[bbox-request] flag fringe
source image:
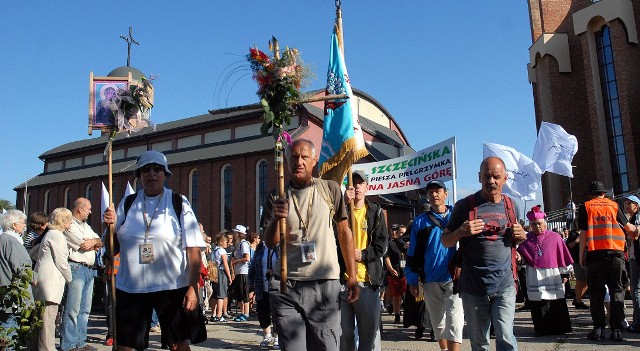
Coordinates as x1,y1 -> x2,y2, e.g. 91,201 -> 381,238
319,136 -> 368,183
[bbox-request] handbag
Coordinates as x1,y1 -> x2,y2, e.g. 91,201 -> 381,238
208,249 -> 220,283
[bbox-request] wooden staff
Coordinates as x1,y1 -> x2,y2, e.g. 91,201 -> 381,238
106,131 -> 117,349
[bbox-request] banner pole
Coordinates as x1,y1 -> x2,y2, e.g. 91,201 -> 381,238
106,131 -> 117,349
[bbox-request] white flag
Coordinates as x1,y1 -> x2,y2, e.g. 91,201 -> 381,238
532,121 -> 578,178
124,182 -> 135,198
483,143 -> 542,200
101,182 -> 109,224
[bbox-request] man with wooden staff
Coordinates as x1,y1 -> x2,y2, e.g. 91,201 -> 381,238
264,138 -> 359,351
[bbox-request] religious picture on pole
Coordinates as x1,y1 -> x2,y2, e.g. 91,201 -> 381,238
89,75 -> 129,131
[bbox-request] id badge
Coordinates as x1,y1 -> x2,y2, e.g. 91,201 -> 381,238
400,259 -> 406,268
300,241 -> 317,263
139,243 -> 155,263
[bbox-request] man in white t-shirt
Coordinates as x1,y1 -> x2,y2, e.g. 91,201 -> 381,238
231,224 -> 251,321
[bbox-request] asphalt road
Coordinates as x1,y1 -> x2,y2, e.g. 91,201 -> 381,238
82,301 -> 639,350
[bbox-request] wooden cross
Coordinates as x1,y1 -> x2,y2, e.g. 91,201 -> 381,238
120,26 -> 140,67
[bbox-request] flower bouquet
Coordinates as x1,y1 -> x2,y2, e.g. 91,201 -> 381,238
247,38 -> 312,144
108,76 -> 155,135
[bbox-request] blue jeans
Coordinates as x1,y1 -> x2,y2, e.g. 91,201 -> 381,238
151,309 -> 159,327
61,263 -> 96,351
340,284 -> 381,351
630,259 -> 640,330
461,285 -> 517,351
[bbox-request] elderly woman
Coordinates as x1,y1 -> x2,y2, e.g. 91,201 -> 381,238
33,208 -> 73,351
624,195 -> 640,333
0,209 -> 35,342
517,206 -> 574,336
0,209 -> 34,298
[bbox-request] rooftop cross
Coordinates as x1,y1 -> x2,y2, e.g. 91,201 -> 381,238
120,26 -> 140,67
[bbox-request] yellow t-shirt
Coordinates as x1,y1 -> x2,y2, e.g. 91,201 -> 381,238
353,206 -> 369,282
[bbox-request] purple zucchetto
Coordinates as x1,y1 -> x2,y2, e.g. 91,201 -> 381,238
526,206 -> 545,221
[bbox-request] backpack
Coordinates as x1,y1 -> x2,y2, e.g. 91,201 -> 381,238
208,248 -> 221,283
448,193 -> 518,293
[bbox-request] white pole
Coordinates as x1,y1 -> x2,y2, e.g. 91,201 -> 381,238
451,138 -> 458,203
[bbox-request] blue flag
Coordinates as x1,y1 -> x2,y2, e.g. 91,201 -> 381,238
319,26 -> 368,183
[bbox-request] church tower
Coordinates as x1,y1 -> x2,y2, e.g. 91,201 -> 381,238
527,0 -> 640,210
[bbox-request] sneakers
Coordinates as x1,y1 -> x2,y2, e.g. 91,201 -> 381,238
210,316 -> 227,322
222,313 -> 233,319
234,314 -> 248,322
260,336 -> 273,349
150,324 -> 161,333
394,314 -> 401,323
76,345 -> 98,351
272,337 -> 280,350
610,329 -> 624,342
587,327 -> 605,341
414,326 -> 424,339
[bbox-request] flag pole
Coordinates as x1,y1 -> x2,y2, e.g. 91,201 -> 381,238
106,129 -> 117,349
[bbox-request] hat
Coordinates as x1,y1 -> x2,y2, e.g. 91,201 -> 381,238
136,150 -> 172,178
625,195 -> 640,205
232,224 -> 247,235
588,181 -> 608,195
425,180 -> 447,190
526,205 -> 545,221
352,170 -> 368,183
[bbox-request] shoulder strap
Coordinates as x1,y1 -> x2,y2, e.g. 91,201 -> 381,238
502,195 -> 516,224
316,178 -> 336,225
122,193 -> 138,224
426,211 -> 445,230
466,194 -> 477,221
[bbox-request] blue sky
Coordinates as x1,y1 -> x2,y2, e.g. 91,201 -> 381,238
0,1 -> 540,211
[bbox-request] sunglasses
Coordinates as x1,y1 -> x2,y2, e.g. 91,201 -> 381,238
140,165 -> 165,174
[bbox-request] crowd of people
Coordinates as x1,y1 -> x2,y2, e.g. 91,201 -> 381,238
1,143 -> 640,351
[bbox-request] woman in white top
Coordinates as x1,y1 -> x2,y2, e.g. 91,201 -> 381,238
33,208 -> 73,351
210,233 -> 233,322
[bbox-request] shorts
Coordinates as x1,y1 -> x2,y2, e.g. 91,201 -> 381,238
386,275 -> 407,297
233,274 -> 250,303
115,287 -> 207,350
213,271 -> 229,299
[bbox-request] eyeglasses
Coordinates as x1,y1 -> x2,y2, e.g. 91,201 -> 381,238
140,165 -> 165,174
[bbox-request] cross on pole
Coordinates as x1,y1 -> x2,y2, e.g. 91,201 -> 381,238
120,26 -> 139,67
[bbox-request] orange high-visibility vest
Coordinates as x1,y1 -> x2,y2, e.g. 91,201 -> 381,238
585,198 -> 626,251
105,254 -> 120,275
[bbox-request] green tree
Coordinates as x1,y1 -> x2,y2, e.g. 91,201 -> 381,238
0,199 -> 14,212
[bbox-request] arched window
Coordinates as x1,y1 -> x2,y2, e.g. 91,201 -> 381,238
85,184 -> 93,202
43,190 -> 50,214
85,184 -> 93,223
596,25 -> 628,193
189,169 -> 199,217
64,187 -> 71,209
256,159 -> 269,232
221,165 -> 232,230
24,192 -> 31,215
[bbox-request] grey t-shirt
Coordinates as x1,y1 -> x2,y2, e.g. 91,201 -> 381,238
263,178 -> 348,281
446,191 -> 518,295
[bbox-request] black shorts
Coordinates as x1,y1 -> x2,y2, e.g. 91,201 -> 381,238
233,274 -> 250,303
115,287 -> 207,349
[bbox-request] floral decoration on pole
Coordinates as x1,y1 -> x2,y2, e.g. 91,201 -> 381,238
108,76 -> 156,135
247,38 -> 312,143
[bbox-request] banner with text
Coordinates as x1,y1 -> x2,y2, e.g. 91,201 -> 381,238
351,137 -> 455,195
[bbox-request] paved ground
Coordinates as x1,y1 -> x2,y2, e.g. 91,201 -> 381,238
82,302 -> 640,350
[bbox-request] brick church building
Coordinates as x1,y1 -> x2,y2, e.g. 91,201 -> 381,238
14,66 -> 419,233
527,0 -> 640,210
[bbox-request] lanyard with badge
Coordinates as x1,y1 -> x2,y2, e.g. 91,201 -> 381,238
140,191 -> 163,263
289,181 -> 317,263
